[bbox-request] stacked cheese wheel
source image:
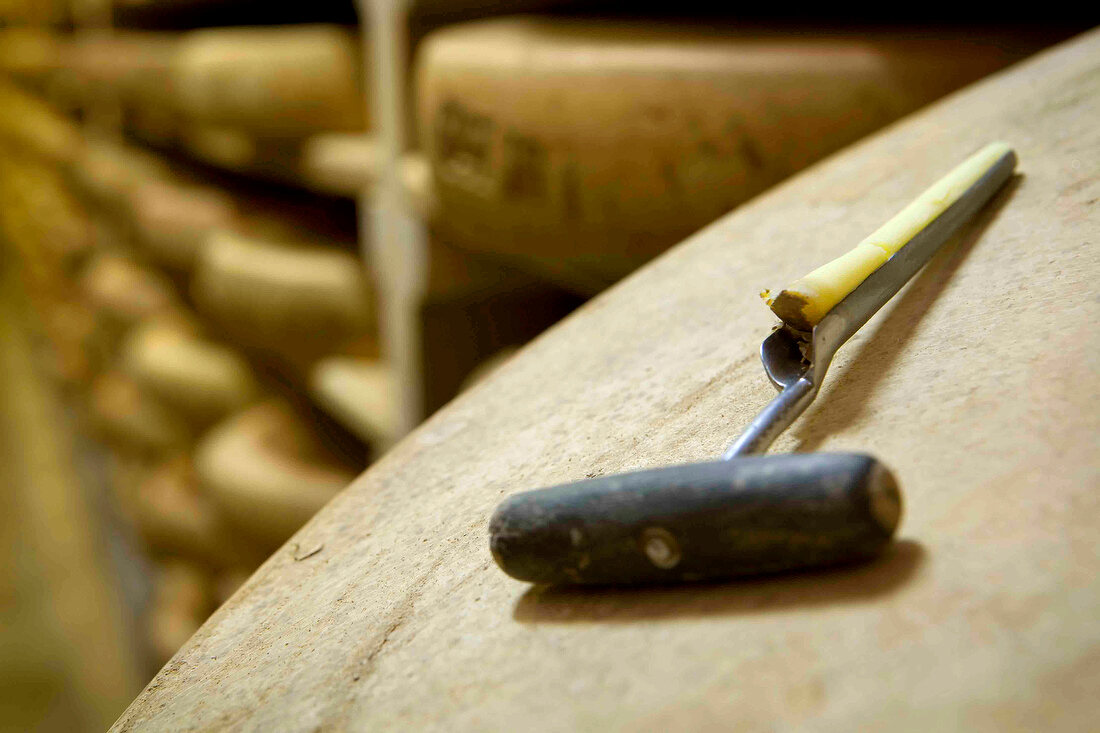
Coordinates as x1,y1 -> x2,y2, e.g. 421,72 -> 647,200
0,81 -> 398,672
417,18 -> 1038,293
4,25 -> 369,185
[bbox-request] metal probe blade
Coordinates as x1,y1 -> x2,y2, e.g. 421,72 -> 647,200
725,145 -> 1017,458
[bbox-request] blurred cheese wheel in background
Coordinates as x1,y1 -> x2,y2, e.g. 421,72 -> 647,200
66,34 -> 134,100
147,562 -> 212,666
112,33 -> 180,143
131,179 -> 235,272
399,153 -> 436,220
458,346 -> 518,393
128,104 -> 179,149
39,301 -> 99,386
78,252 -> 182,348
178,124 -> 258,171
69,139 -> 167,221
0,27 -> 63,84
0,149 -> 92,300
299,133 -> 379,195
88,371 -> 191,454
0,78 -> 79,163
308,357 -> 398,450
299,136 -> 435,218
121,322 -> 258,427
135,456 -> 244,568
78,251 -> 178,322
192,231 -> 372,363
417,18 -> 1040,293
0,0 -> 68,24
103,450 -> 150,524
64,32 -> 178,114
213,567 -> 252,608
194,400 -> 355,550
7,159 -> 92,269
173,25 -> 364,136
177,124 -> 306,183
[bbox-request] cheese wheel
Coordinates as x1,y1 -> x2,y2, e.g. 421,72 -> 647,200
147,562 -> 211,665
39,301 -> 99,386
0,78 -> 79,163
177,124 -> 259,171
103,451 -> 148,523
105,33 -> 183,145
194,401 -> 355,549
308,357 -> 399,449
0,147 -> 91,290
299,134 -> 435,217
88,371 -> 191,454
299,133 -> 380,195
212,567 -> 253,608
192,231 -> 373,361
78,253 -> 181,349
121,322 -> 258,427
131,179 -> 235,271
3,0 -> 68,25
65,32 -> 178,106
459,346 -> 518,393
69,140 -> 167,219
178,124 -> 306,183
173,25 -> 364,136
417,18 -> 1039,292
0,27 -> 63,81
134,456 -> 243,567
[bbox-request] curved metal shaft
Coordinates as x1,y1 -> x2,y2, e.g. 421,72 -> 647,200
723,378 -> 815,458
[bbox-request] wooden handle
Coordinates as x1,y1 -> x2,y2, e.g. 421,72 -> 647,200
490,453 -> 901,585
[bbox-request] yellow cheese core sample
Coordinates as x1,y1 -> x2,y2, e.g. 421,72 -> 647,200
769,141 -> 1012,330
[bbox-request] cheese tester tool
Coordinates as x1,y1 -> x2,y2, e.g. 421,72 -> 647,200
490,143 -> 1016,585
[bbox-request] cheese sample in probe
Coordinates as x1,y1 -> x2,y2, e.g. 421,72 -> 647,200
769,142 -> 1015,331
